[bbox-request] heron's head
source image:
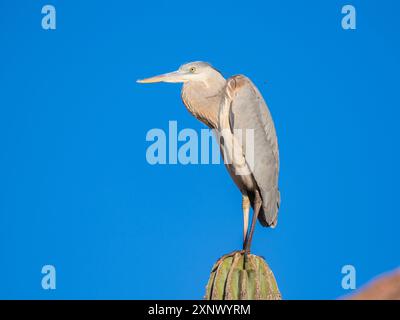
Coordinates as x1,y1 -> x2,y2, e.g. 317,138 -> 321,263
137,61 -> 223,85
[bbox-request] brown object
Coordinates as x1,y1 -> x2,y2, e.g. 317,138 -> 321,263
345,269 -> 400,300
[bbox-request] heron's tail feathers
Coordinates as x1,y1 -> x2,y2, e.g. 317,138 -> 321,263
258,188 -> 280,228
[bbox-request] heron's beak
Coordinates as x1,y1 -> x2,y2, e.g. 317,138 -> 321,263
137,71 -> 186,84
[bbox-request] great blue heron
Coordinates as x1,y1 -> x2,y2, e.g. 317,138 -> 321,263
138,61 -> 280,253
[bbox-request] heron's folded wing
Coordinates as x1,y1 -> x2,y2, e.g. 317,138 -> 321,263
223,75 -> 280,227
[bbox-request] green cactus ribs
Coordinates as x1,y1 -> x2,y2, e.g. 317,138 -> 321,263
205,250 -> 281,300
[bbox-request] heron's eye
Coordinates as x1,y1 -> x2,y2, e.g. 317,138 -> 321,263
189,67 -> 196,73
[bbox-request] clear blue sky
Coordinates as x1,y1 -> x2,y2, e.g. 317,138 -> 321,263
0,0 -> 399,299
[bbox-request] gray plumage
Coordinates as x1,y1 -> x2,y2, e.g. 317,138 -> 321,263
223,75 -> 280,227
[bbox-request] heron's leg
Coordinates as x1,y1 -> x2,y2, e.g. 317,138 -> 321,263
244,190 -> 262,253
242,194 -> 250,246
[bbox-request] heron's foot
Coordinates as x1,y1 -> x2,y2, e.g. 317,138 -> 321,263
243,234 -> 251,254
244,242 -> 251,255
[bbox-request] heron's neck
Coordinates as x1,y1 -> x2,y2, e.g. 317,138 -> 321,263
181,75 -> 226,129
